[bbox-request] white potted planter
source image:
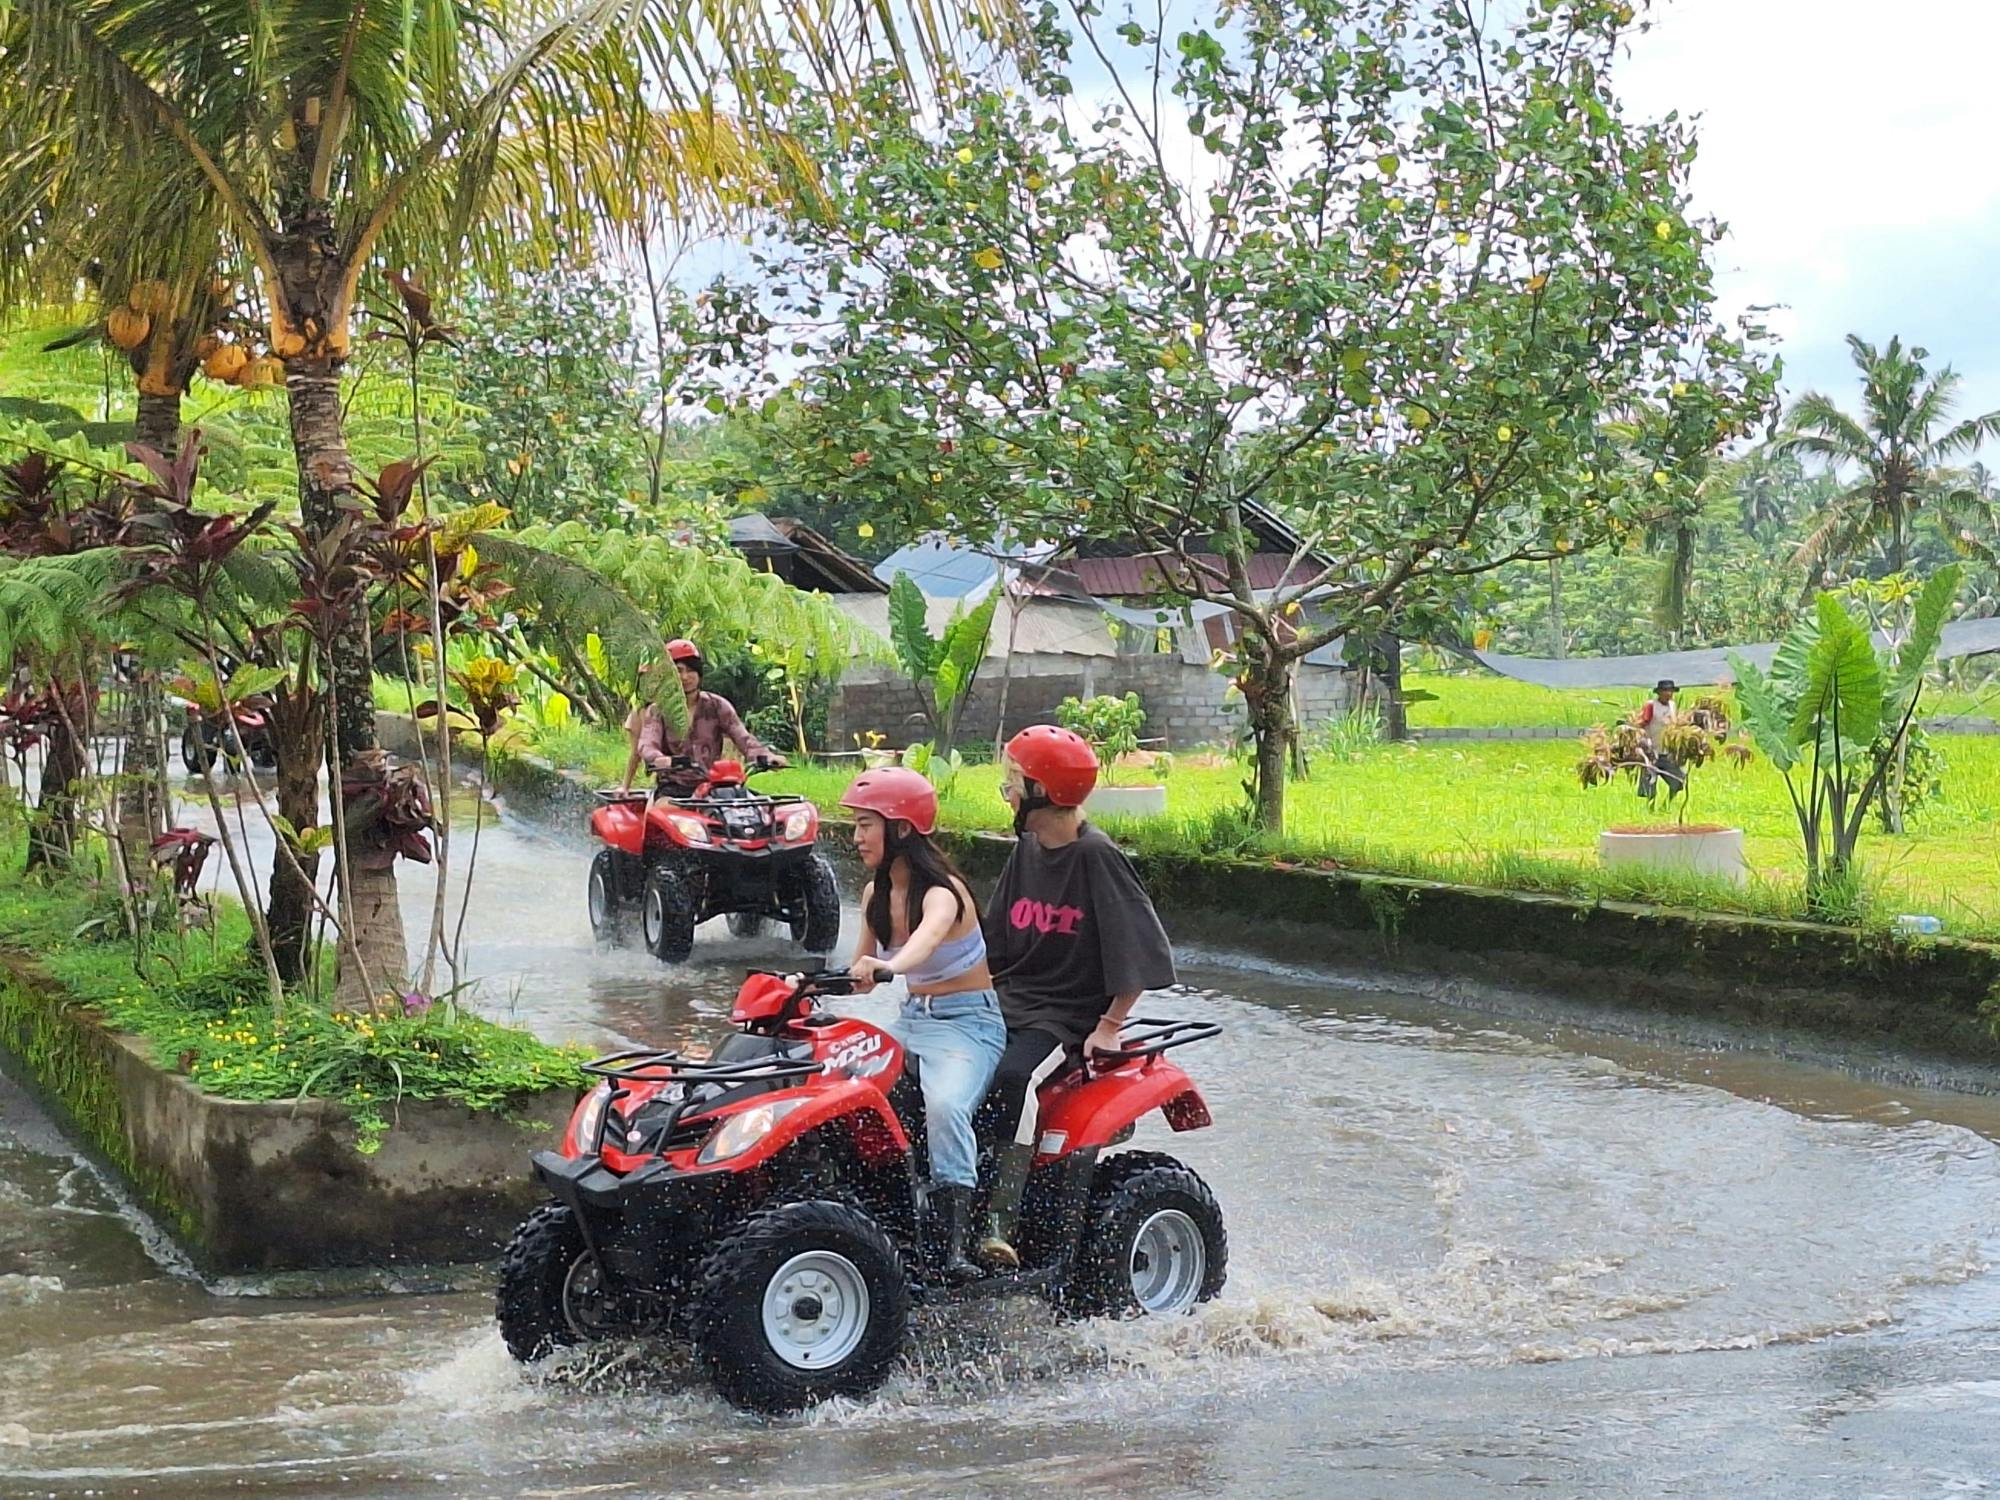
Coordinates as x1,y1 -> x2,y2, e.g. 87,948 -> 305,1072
1597,823 -> 1747,884
1086,783 -> 1169,819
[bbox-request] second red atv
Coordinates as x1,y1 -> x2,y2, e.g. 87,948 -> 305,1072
587,757 -> 840,963
496,969 -> 1226,1413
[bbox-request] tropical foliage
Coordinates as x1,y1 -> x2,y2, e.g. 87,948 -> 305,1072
886,572 -> 998,755
1731,565 -> 1963,902
1776,336 -> 2000,580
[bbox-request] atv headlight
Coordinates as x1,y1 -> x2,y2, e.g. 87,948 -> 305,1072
778,804 -> 816,843
666,813 -> 711,845
568,1083 -> 612,1154
697,1098 -> 808,1164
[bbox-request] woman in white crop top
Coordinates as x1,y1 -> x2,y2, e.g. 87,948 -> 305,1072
839,768 -> 1003,1283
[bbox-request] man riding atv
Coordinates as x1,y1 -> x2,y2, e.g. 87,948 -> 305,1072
976,724 -> 1178,1268
623,638 -> 786,793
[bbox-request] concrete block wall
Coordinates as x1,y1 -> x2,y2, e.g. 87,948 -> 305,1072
827,651 -> 1352,751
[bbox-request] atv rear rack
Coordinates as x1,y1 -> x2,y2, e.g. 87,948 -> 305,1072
1089,1017 -> 1222,1068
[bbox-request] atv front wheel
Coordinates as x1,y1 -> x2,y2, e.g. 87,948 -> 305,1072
181,725 -> 226,776
789,853 -> 841,954
1064,1153 -> 1227,1319
588,850 -> 633,945
691,1198 -> 910,1413
495,1203 -> 628,1361
725,912 -> 767,940
640,864 -> 697,963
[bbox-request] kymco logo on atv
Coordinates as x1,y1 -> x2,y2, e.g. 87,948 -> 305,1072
1009,898 -> 1085,935
826,1032 -> 887,1077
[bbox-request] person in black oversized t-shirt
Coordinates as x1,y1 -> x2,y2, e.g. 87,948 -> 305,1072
975,725 -> 1176,1268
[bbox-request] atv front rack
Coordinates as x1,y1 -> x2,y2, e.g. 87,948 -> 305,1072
581,1048 -> 823,1086
1089,1017 -> 1222,1069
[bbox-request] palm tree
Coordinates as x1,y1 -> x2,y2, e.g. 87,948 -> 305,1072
1775,334 -> 2000,581
3,0 -> 1012,997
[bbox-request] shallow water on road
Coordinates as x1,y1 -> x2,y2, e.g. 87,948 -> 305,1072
3,774 -> 1999,1496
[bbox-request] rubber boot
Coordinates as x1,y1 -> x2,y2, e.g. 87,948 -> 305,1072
934,1184 -> 983,1284
975,1144 -> 1034,1270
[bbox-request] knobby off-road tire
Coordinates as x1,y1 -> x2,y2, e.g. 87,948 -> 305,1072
587,849 -> 634,945
690,1198 -> 910,1414
1063,1152 -> 1227,1320
791,853 -> 841,954
496,1203 -> 609,1362
641,863 -> 697,963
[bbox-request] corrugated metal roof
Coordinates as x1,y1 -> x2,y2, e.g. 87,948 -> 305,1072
1071,552 -> 1316,596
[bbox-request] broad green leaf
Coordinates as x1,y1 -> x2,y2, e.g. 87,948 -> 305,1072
1793,594 -> 1880,755
1886,562 -> 1961,717
888,572 -> 939,685
1729,658 -> 1796,772
224,664 -> 287,703
934,588 -> 999,716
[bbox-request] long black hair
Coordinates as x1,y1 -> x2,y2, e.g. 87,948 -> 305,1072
865,826 -> 971,949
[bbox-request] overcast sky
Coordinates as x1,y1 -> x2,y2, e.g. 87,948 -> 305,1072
1619,0 -> 2000,420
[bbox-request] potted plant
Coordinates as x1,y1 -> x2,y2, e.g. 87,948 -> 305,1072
1057,692 -> 1169,819
1578,694 -> 1752,883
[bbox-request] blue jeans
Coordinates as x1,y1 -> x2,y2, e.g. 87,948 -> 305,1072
888,988 -> 1006,1189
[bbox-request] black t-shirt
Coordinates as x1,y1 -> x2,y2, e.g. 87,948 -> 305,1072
983,823 -> 1177,1046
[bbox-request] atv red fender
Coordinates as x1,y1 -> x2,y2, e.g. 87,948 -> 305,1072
1031,1058 -> 1212,1161
589,800 -> 648,857
724,1076 -> 913,1170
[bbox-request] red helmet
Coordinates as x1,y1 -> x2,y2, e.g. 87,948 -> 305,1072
665,638 -> 702,666
1004,725 -> 1098,807
839,767 -> 938,836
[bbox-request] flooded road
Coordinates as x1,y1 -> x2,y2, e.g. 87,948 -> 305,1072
3,773 -> 1999,1497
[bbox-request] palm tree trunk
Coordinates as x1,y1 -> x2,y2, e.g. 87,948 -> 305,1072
134,391 -> 181,456
120,397 -> 177,882
285,356 -> 408,1000
264,686 -> 324,984
1547,559 -> 1567,659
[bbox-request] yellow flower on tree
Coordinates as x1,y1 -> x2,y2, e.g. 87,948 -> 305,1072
972,247 -> 1003,271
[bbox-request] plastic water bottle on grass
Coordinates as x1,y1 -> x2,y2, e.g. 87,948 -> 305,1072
1893,914 -> 1944,936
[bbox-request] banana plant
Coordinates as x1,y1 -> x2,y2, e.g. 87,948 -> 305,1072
1730,564 -> 1960,903
887,572 -> 997,754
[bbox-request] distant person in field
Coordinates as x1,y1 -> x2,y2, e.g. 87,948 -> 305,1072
1635,678 -> 1686,800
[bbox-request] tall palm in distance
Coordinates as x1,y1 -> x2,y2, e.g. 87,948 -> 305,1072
1774,334 -> 2000,585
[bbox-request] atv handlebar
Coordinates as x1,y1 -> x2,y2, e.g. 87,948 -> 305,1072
749,966 -> 859,999
1087,1016 -> 1223,1070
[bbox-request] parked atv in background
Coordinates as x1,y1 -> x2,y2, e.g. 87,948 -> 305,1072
170,686 -> 277,776
496,968 -> 1226,1414
587,758 -> 840,962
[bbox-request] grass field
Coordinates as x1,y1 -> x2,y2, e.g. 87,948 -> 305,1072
1401,671 -> 2000,730
759,737 -> 2000,939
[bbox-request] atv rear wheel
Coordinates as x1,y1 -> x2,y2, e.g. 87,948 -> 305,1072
1063,1153 -> 1227,1319
691,1198 -> 909,1414
496,1203 -> 627,1361
588,850 -> 633,945
640,863 -> 697,963
789,853 -> 841,954
725,911 -> 767,940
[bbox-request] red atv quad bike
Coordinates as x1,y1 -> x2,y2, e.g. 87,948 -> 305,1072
496,969 -> 1227,1413
586,757 -> 840,963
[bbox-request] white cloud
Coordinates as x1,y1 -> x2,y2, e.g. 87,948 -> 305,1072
1620,0 -> 2000,413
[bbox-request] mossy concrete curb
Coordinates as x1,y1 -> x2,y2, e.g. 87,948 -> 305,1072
381,713 -> 2000,1072
0,957 -> 573,1275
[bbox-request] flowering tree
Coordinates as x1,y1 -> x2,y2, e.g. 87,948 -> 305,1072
762,0 -> 1777,828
